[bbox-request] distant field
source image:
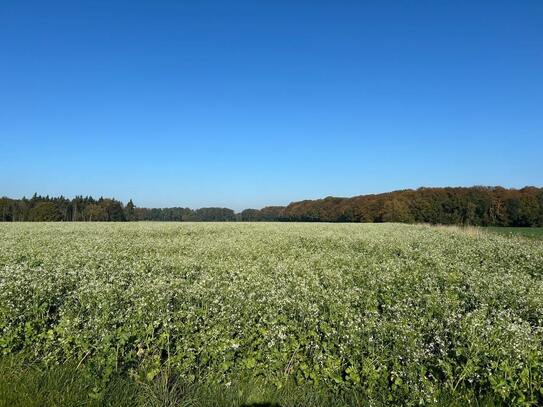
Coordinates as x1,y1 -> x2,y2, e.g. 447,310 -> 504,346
1,223 -> 542,406
485,227 -> 543,240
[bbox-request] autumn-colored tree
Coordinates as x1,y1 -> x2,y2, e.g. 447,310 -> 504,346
83,204 -> 108,221
381,199 -> 414,223
1,187 -> 543,225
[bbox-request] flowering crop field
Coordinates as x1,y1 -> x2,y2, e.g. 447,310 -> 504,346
1,222 -> 543,406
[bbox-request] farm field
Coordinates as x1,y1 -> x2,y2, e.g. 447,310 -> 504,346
484,227 -> 543,240
1,222 -> 543,406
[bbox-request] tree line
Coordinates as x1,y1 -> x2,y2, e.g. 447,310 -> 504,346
0,194 -> 235,222
1,186 -> 542,226
277,186 -> 543,226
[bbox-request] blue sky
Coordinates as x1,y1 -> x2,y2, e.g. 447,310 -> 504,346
1,1 -> 542,210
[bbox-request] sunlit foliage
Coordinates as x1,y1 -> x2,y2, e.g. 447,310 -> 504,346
1,223 -> 542,405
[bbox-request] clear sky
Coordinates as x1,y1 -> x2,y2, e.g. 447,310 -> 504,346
1,1 -> 542,210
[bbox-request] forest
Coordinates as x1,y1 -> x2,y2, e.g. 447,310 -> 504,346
1,186 -> 542,226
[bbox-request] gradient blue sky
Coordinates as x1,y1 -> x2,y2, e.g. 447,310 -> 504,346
1,1 -> 542,210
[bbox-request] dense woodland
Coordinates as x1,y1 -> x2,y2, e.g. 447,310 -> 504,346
1,186 -> 543,226
0,195 -> 235,222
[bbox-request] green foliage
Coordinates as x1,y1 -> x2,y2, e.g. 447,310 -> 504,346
241,206 -> 285,222
0,356 -> 389,407
1,223 -> 542,405
381,199 -> 414,223
125,199 -> 136,221
485,227 -> 543,240
3,186 -> 543,225
28,202 -> 62,221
